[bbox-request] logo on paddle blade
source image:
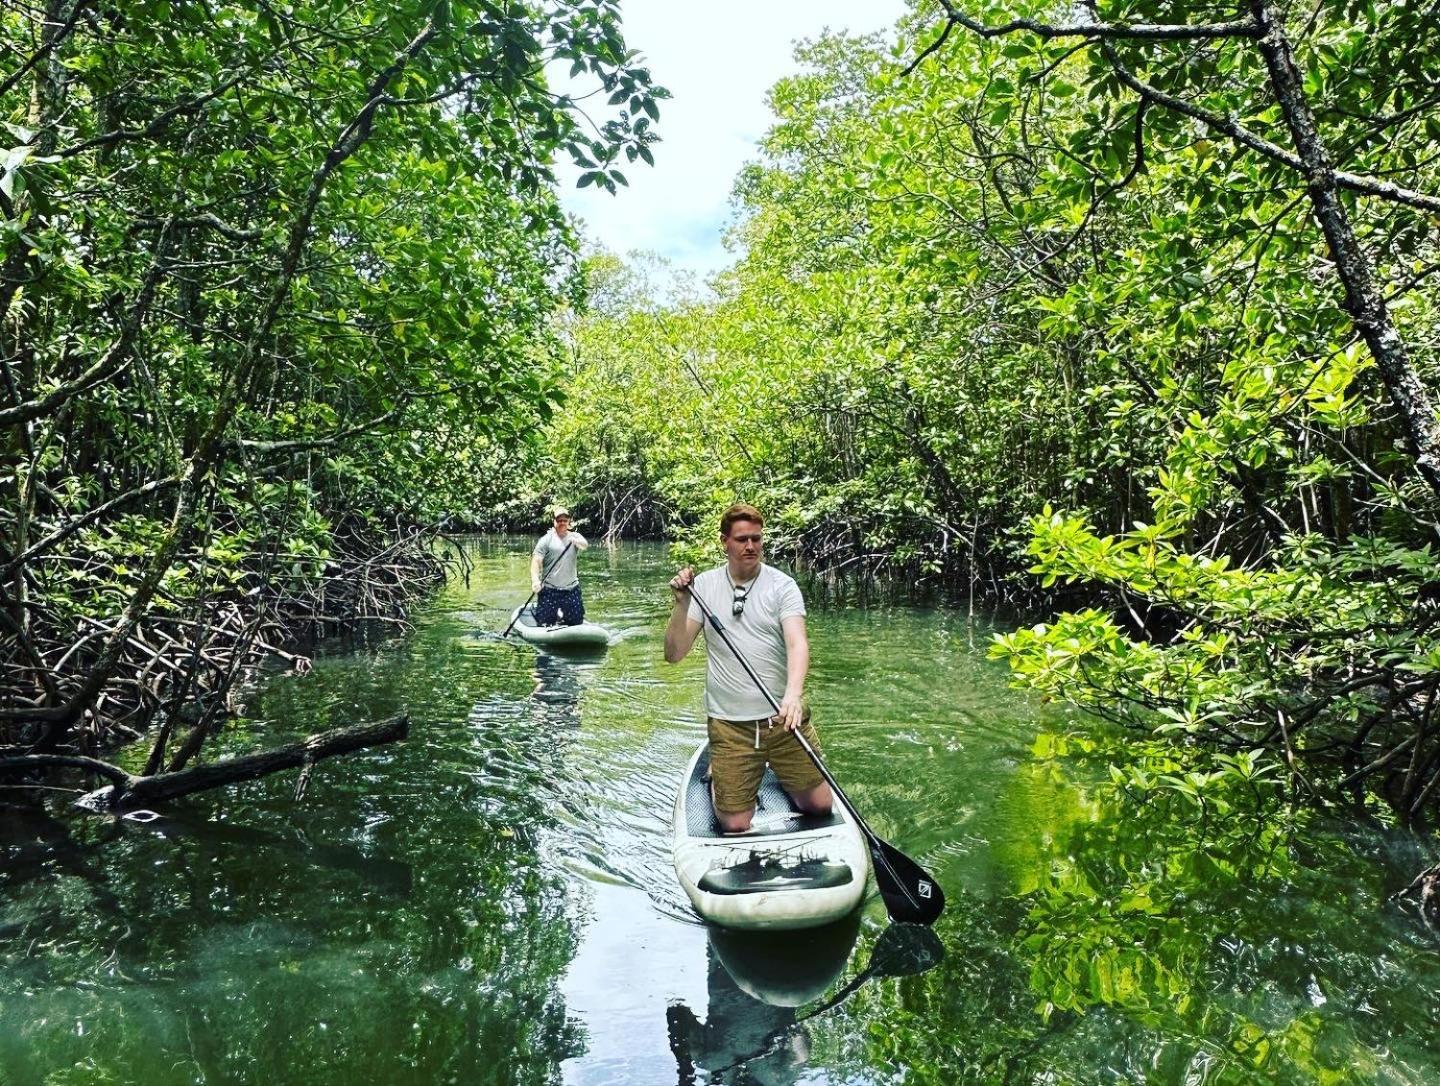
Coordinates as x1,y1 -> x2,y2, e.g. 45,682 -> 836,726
918,881 -> 933,899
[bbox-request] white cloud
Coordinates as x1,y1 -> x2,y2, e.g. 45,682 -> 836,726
555,0 -> 909,282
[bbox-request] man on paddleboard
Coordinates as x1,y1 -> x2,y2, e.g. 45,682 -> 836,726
531,507 -> 589,626
664,502 -> 833,833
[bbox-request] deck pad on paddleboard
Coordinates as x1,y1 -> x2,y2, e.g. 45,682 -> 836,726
683,744 -> 842,838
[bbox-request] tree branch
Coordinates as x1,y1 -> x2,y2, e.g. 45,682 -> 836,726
0,218 -> 177,429
0,753 -> 130,784
56,69 -> 252,158
0,0 -> 90,100
0,474 -> 182,579
1095,39 -> 1440,215
238,404 -> 406,453
936,3 -> 1262,42
76,714 -> 410,811
931,5 -> 1440,215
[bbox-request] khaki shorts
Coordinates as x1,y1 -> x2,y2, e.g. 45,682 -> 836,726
707,706 -> 824,815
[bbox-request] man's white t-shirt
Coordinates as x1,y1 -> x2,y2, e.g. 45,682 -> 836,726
534,530 -> 588,589
687,563 -> 806,721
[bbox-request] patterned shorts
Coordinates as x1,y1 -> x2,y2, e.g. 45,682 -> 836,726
534,585 -> 585,626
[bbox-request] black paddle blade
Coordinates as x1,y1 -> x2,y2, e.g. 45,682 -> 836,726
869,837 -> 945,926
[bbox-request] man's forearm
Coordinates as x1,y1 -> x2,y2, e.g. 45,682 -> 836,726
785,639 -> 809,700
664,602 -> 692,662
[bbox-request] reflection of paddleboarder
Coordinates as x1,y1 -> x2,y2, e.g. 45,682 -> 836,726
667,919 -> 945,1084
665,916 -> 861,1085
665,943 -> 808,1086
531,652 -> 584,712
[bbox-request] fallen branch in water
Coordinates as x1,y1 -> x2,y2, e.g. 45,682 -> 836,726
1390,859 -> 1440,935
4,714 -> 410,813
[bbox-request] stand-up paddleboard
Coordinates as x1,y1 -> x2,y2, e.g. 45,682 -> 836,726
509,604 -> 611,649
672,742 -> 869,930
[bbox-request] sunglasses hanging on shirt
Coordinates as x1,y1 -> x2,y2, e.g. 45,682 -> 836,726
726,570 -> 753,617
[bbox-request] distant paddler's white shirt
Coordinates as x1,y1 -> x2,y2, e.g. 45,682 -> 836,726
687,563 -> 806,721
533,529 -> 588,589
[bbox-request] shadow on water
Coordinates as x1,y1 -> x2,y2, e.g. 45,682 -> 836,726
0,805 -> 414,920
0,810 -> 128,936
665,915 -> 945,1085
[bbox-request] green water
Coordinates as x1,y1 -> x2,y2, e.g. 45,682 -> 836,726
4,539 -> 1440,1084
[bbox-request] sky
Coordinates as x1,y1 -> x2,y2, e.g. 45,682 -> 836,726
555,0 -> 911,282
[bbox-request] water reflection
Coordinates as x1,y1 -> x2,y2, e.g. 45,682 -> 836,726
134,808 -> 414,896
666,915 -> 862,1084
531,651 -> 589,725
0,809 -> 125,926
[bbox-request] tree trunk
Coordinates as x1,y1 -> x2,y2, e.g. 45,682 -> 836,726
1251,0 -> 1440,504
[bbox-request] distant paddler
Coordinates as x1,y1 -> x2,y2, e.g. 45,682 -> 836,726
531,506 -> 589,627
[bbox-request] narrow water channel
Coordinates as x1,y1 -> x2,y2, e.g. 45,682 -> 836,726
4,539 -> 1440,1084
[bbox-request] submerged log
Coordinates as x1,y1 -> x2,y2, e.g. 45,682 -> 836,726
1392,860 -> 1440,934
66,714 -> 409,813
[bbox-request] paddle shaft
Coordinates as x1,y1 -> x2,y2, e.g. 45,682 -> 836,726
502,538 -> 575,637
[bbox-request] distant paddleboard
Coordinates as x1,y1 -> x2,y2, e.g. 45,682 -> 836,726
509,605 -> 610,649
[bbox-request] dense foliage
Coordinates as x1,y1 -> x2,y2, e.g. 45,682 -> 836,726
540,0 -> 1440,820
0,0 -> 663,764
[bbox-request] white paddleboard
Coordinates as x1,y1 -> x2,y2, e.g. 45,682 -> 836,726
672,741 -> 869,930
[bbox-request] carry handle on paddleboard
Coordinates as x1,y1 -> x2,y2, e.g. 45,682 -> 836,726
683,584 -> 945,926
502,538 -> 575,637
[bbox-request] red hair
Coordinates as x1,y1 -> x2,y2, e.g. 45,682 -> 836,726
719,503 -> 764,537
